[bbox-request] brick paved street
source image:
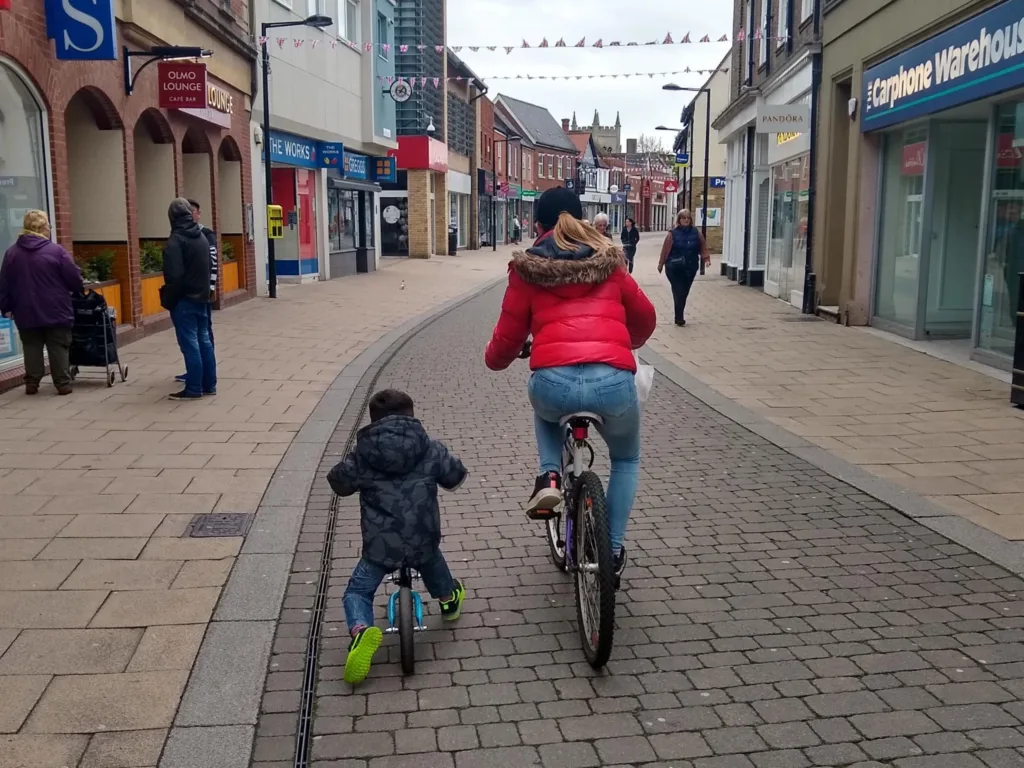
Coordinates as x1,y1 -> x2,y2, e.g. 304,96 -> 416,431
628,239 -> 1024,542
0,250 -> 511,768
263,283 -> 1024,768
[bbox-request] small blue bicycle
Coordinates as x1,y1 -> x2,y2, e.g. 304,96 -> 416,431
383,564 -> 426,674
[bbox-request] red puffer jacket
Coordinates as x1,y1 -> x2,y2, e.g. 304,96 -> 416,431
485,232 -> 657,372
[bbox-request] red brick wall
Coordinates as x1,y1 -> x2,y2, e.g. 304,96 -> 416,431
533,149 -> 576,193
478,97 -> 494,173
0,0 -> 257,327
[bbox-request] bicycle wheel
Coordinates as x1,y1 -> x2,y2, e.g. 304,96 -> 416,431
398,585 -> 415,675
573,470 -> 616,668
546,513 -> 568,572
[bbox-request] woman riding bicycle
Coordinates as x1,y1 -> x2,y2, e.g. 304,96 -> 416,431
484,187 -> 657,574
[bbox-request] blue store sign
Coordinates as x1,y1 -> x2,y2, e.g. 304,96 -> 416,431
611,192 -> 627,204
45,0 -> 118,61
343,152 -> 369,180
372,156 -> 397,183
268,131 -> 320,169
863,0 -> 1024,131
320,142 -> 344,168
710,176 -> 726,188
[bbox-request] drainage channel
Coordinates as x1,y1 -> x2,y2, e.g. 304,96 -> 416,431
291,283 -> 501,768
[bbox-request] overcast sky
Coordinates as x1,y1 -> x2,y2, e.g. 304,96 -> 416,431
448,0 -> 734,148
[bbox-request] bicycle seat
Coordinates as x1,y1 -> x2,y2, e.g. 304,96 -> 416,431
559,411 -> 604,427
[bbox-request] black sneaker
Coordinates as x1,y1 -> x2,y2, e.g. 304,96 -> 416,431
613,546 -> 627,590
168,390 -> 202,401
525,471 -> 562,519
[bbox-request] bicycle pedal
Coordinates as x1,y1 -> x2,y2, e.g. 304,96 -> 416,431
384,626 -> 399,634
526,509 -> 558,521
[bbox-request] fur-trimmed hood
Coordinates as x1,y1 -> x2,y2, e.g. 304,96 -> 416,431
511,233 -> 626,289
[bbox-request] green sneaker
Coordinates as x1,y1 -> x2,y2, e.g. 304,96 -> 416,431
343,626 -> 383,685
439,579 -> 465,621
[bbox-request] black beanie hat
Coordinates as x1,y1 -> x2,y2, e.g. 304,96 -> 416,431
535,187 -> 584,232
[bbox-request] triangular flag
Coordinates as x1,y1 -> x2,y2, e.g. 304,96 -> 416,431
521,39 -> 530,48
330,40 -> 337,48
718,34 -> 729,42
593,39 -> 603,48
417,44 -> 425,51
432,77 -> 440,88
469,46 -> 479,52
610,41 -> 621,46
487,46 -> 496,51
276,37 -> 286,48
737,29 -> 746,41
293,39 -> 303,48
311,39 -> 318,49
258,36 -> 268,45
452,46 -> 462,52
420,77 -> 427,87
539,38 -> 549,47
575,37 -> 586,47
555,38 -> 566,47
399,44 -> 408,52
663,33 -> 673,44
364,42 -> 372,52
383,43 -> 391,53
682,32 -> 691,43
753,28 -> 762,39
504,46 -> 514,54
435,45 -> 444,53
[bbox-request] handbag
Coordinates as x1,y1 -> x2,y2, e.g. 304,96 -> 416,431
633,351 -> 654,407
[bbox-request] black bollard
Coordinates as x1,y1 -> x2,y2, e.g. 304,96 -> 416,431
1013,271 -> 1024,408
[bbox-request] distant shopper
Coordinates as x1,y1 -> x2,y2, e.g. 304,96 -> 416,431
620,217 -> 640,274
593,212 -> 613,241
161,197 -> 216,400
512,215 -> 522,244
658,209 -> 710,327
175,199 -> 218,384
0,210 -> 83,395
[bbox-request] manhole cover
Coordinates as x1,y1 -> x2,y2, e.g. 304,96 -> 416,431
186,513 -> 254,538
781,316 -> 823,322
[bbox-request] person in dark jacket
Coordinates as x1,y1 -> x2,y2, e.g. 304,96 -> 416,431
162,197 -> 217,400
0,210 -> 83,395
484,187 -> 657,575
328,388 -> 468,685
620,217 -> 640,273
658,209 -> 710,326
175,199 -> 218,385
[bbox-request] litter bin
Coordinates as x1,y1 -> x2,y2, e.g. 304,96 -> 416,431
448,225 -> 458,256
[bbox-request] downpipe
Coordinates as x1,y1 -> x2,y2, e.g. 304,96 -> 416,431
802,0 -> 823,314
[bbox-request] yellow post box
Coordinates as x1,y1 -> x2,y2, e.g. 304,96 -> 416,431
267,205 -> 284,239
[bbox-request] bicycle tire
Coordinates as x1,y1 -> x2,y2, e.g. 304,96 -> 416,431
573,470 -> 616,668
546,513 -> 567,572
398,586 -> 415,675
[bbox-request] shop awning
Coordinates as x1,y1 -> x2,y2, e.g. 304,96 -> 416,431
329,177 -> 382,193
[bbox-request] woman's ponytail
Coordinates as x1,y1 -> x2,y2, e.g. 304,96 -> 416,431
551,212 -> 615,255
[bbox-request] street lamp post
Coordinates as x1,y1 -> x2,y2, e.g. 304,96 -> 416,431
662,84 -> 711,276
261,14 -> 333,298
492,133 -> 521,251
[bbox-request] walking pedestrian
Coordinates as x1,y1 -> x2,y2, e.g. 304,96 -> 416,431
657,209 -> 710,327
0,210 -> 83,395
160,197 -> 217,400
620,217 -> 640,274
512,215 -> 522,244
593,212 -> 613,241
175,199 -> 218,384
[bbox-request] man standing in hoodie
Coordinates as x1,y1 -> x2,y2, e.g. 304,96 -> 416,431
161,197 -> 217,400
174,199 -> 218,385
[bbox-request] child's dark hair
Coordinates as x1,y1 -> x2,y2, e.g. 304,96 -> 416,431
368,389 -> 415,422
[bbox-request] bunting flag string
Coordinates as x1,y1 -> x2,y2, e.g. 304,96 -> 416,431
260,30 -> 780,55
376,67 -> 730,88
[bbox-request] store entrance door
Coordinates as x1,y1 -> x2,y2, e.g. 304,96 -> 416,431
925,121 -> 986,337
296,169 -> 318,277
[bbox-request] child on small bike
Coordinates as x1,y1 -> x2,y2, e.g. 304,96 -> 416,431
327,388 -> 468,684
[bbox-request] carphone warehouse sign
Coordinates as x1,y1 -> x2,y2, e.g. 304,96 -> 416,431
863,0 -> 1024,131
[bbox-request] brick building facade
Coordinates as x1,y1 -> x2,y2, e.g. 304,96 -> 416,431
0,0 -> 256,389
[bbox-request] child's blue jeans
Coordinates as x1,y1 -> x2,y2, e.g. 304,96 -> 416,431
343,549 -> 456,633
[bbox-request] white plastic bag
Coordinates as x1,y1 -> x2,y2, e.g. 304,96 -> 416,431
634,351 -> 654,406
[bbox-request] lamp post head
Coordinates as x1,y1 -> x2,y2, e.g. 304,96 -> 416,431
304,14 -> 333,28
662,83 -> 684,91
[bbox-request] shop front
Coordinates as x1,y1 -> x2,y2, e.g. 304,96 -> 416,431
859,0 -> 1024,367
267,130 -> 330,283
0,0 -> 255,387
326,151 -> 386,277
521,189 -> 538,238
503,185 -> 522,243
477,169 -> 495,247
765,129 -> 810,307
447,170 -> 472,249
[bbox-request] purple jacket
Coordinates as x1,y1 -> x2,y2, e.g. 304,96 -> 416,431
0,234 -> 84,330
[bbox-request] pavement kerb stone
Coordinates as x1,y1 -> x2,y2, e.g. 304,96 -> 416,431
639,345 -> 1024,578
157,275 -> 506,768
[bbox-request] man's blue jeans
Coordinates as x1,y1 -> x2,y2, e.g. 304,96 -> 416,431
528,364 -> 641,552
343,550 -> 455,633
170,298 -> 217,395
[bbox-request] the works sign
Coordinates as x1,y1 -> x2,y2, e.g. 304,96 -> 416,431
863,0 -> 1024,131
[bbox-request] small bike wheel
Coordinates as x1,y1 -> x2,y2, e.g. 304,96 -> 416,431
398,585 -> 415,675
107,371 -> 115,388
573,471 -> 616,669
121,366 -> 128,382
546,513 -> 567,572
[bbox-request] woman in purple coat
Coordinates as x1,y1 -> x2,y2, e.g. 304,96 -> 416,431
0,210 -> 83,395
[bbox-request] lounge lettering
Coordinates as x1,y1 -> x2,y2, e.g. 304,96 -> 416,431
207,85 -> 233,113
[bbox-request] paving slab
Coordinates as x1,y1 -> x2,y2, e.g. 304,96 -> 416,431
0,628 -> 141,675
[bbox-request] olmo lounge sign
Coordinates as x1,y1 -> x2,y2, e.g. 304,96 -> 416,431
863,0 -> 1024,131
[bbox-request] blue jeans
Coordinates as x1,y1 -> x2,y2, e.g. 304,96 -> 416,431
528,364 -> 641,552
665,255 -> 700,323
171,298 -> 217,395
343,550 -> 456,633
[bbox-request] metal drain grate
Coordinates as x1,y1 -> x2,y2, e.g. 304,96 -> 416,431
185,513 -> 254,538
781,316 -> 824,322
